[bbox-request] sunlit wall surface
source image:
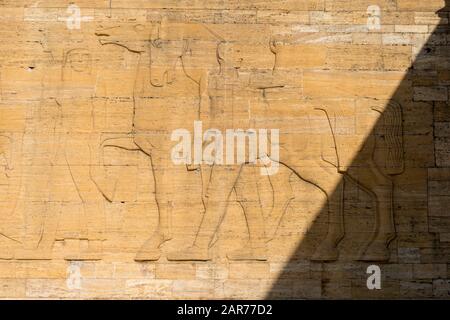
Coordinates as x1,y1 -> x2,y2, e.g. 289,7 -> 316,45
0,0 -> 448,299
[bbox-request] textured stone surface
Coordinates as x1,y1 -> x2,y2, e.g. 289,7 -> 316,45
0,0 -> 448,299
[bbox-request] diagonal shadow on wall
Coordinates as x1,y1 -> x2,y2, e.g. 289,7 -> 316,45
267,2 -> 450,299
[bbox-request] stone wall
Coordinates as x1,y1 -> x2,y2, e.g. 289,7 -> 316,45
0,0 -> 449,299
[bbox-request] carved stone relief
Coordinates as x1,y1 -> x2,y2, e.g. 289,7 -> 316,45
0,0 -> 447,299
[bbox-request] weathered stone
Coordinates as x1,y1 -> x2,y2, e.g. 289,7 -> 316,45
0,0 -> 447,300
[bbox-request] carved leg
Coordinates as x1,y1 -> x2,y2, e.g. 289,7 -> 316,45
135,136 -> 173,261
71,201 -> 105,261
101,137 -> 139,151
15,202 -> 60,260
347,161 -> 395,262
310,178 -> 345,262
167,165 -> 242,261
14,148 -> 64,260
227,165 -> 267,261
64,161 -> 105,261
91,136 -> 139,201
264,165 -> 294,240
200,164 -> 212,206
360,186 -> 395,261
135,163 -> 173,261
289,161 -> 344,262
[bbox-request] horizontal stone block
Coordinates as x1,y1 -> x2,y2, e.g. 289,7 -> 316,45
414,86 -> 448,101
326,0 -> 396,11
433,279 -> 450,297
0,0 -> 447,301
413,264 -> 447,279
436,137 -> 450,167
400,280 -> 433,298
113,0 -> 326,10
303,70 -> 404,99
395,25 -> 430,33
397,0 -> 446,12
155,263 -> 196,280
229,262 -> 270,279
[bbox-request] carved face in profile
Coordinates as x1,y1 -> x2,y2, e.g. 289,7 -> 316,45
65,48 -> 92,72
217,43 -> 245,70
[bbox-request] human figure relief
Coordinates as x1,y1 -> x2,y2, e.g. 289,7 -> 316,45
166,41 -> 292,261
269,42 -> 404,261
171,40 -> 404,262
332,99 -> 403,261
95,19 -> 293,261
94,19 -> 222,261
96,18 -> 403,263
15,48 -> 106,260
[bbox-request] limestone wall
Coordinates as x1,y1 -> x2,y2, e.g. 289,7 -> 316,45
0,0 -> 449,299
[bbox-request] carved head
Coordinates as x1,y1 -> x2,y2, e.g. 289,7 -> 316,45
95,19 -> 187,87
217,42 -> 244,71
64,48 -> 92,73
95,23 -> 153,53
